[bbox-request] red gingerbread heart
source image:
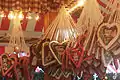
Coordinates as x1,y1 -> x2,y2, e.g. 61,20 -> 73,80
49,41 -> 68,65
1,54 -> 17,76
66,44 -> 84,68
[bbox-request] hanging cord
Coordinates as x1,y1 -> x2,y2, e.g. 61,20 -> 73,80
113,1 -> 120,24
107,0 -> 118,23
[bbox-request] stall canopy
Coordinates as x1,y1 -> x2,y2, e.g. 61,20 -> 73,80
0,13 -> 44,36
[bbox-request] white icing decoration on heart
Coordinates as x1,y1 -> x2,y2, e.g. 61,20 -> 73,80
97,23 -> 120,50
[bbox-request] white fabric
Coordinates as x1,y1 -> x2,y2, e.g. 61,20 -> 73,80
26,13 -> 36,32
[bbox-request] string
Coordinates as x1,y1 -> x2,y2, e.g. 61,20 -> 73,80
107,0 -> 118,23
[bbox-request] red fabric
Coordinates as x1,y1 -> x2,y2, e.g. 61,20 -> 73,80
0,12 -> 10,30
0,46 -> 5,54
34,14 -> 44,32
21,12 -> 28,31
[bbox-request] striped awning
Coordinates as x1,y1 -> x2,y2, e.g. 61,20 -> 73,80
0,12 -> 44,38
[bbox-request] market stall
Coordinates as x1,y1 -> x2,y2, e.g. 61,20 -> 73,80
0,0 -> 120,80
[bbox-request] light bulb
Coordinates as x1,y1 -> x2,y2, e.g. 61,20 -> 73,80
0,11 -> 5,17
26,13 -> 32,19
78,0 -> 86,7
35,14 -> 40,20
8,11 -> 14,20
68,0 -> 86,13
16,46 -> 19,50
105,76 -> 108,79
18,12 -> 24,20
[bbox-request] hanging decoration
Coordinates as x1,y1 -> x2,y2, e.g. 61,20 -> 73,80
0,0 -> 119,80
97,0 -> 119,51
29,0 -> 111,79
76,0 -> 103,36
0,53 -> 33,80
40,6 -> 78,66
97,0 -> 120,67
43,6 -> 78,42
49,41 -> 68,65
65,38 -> 85,68
97,0 -> 115,16
1,54 -> 17,77
5,11 -> 29,55
42,41 -> 56,66
97,23 -> 120,50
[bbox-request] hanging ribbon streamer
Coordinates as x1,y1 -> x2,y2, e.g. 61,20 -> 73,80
5,11 -> 29,55
76,0 -> 103,35
43,6 -> 78,42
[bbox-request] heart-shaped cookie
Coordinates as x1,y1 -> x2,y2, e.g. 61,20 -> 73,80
1,54 -> 17,76
97,23 -> 120,50
66,44 -> 84,68
42,41 -> 56,66
49,41 -> 68,65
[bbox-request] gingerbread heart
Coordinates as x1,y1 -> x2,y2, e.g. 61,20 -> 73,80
97,23 -> 120,50
66,44 -> 84,68
49,41 -> 68,65
42,41 -> 56,66
1,54 -> 17,76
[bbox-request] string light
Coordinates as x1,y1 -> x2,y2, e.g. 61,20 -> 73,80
105,76 -> 108,79
26,13 -> 32,19
68,0 -> 86,13
18,11 -> 24,20
0,11 -> 5,17
8,11 -> 15,20
8,11 -> 24,20
7,11 -> 39,20
35,13 -> 40,20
